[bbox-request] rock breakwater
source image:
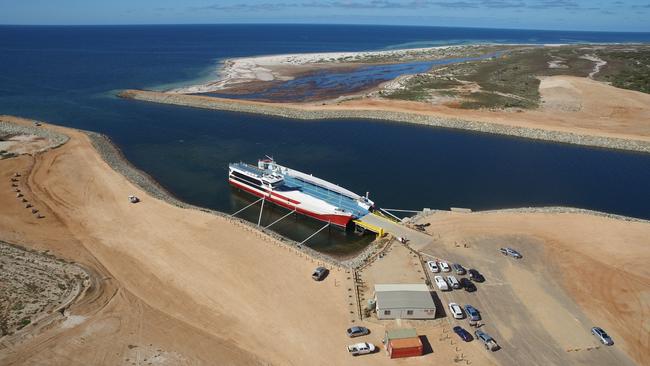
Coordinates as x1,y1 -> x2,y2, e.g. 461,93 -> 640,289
118,90 -> 650,154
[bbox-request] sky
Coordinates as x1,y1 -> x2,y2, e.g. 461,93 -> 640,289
1,0 -> 649,32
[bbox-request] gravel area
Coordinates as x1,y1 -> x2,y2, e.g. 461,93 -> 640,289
0,118 -> 69,157
0,240 -> 89,337
119,90 -> 650,154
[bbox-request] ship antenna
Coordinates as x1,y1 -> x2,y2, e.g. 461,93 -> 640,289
265,155 -> 274,162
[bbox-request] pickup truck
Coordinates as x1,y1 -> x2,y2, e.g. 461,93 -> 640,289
475,330 -> 499,351
347,342 -> 376,356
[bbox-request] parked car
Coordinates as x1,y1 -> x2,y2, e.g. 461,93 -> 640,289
448,302 -> 464,319
434,275 -> 449,291
475,329 -> 499,351
452,263 -> 466,275
347,342 -> 376,356
312,267 -> 328,281
453,326 -> 473,342
460,278 -> 477,292
440,261 -> 451,272
464,305 -> 481,321
427,260 -> 440,273
347,326 -> 370,338
447,275 -> 461,289
591,327 -> 614,346
500,247 -> 522,259
468,269 -> 485,282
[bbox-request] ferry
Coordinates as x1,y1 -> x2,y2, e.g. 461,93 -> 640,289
228,158 -> 374,228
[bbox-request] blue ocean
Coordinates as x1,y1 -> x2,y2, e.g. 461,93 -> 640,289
1,24 -> 650,254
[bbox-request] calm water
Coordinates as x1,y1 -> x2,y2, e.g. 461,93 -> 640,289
1,25 -> 650,255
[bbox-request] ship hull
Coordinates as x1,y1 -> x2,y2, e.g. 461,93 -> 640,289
229,178 -> 352,228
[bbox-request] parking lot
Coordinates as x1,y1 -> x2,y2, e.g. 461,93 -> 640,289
419,234 -> 637,366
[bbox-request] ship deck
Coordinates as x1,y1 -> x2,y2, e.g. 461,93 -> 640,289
281,175 -> 369,218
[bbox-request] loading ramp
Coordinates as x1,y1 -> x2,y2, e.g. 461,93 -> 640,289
355,212 -> 432,249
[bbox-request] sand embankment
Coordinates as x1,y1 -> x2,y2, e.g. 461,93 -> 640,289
119,75 -> 650,154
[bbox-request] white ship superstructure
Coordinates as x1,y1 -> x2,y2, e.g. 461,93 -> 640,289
228,158 -> 374,227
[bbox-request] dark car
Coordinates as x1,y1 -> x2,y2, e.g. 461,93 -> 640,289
453,326 -> 473,342
452,263 -> 466,275
468,269 -> 485,282
312,266 -> 329,281
346,326 -> 370,338
460,278 -> 477,292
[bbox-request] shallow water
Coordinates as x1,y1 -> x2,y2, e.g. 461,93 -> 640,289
206,53 -> 499,102
2,25 -> 650,256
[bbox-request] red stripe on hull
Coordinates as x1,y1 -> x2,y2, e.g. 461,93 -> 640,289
229,179 -> 352,227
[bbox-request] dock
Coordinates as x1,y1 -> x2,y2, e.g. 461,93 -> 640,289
354,212 -> 431,250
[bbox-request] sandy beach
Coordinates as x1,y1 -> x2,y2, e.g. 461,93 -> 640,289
1,115 -> 648,365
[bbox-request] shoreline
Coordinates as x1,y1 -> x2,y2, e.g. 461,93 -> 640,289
118,90 -> 650,154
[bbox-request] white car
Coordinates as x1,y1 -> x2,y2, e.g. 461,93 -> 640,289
440,261 -> 451,272
427,260 -> 440,273
447,275 -> 461,289
448,302 -> 464,319
434,275 -> 449,291
347,342 -> 376,356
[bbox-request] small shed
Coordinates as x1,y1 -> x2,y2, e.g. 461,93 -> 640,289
384,328 -> 423,359
374,284 -> 436,320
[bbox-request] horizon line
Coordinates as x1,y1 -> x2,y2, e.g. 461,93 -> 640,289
1,22 -> 649,34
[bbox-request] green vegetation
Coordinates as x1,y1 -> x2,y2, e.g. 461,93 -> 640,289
385,75 -> 462,101
17,317 -> 31,330
596,47 -> 650,94
381,45 -> 650,110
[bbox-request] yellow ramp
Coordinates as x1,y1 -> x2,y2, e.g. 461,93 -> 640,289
355,212 -> 432,249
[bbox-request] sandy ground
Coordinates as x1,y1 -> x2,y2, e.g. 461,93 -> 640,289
0,118 -> 479,365
330,75 -> 650,142
0,117 -> 648,365
415,211 -> 649,366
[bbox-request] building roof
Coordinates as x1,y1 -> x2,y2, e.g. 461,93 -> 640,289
385,328 -> 418,341
374,284 -> 436,310
375,284 -> 429,292
389,337 -> 423,349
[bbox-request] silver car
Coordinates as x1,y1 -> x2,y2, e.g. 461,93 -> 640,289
591,327 -> 614,345
346,326 -> 370,338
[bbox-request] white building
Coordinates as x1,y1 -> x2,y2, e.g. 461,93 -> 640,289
374,284 -> 436,320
